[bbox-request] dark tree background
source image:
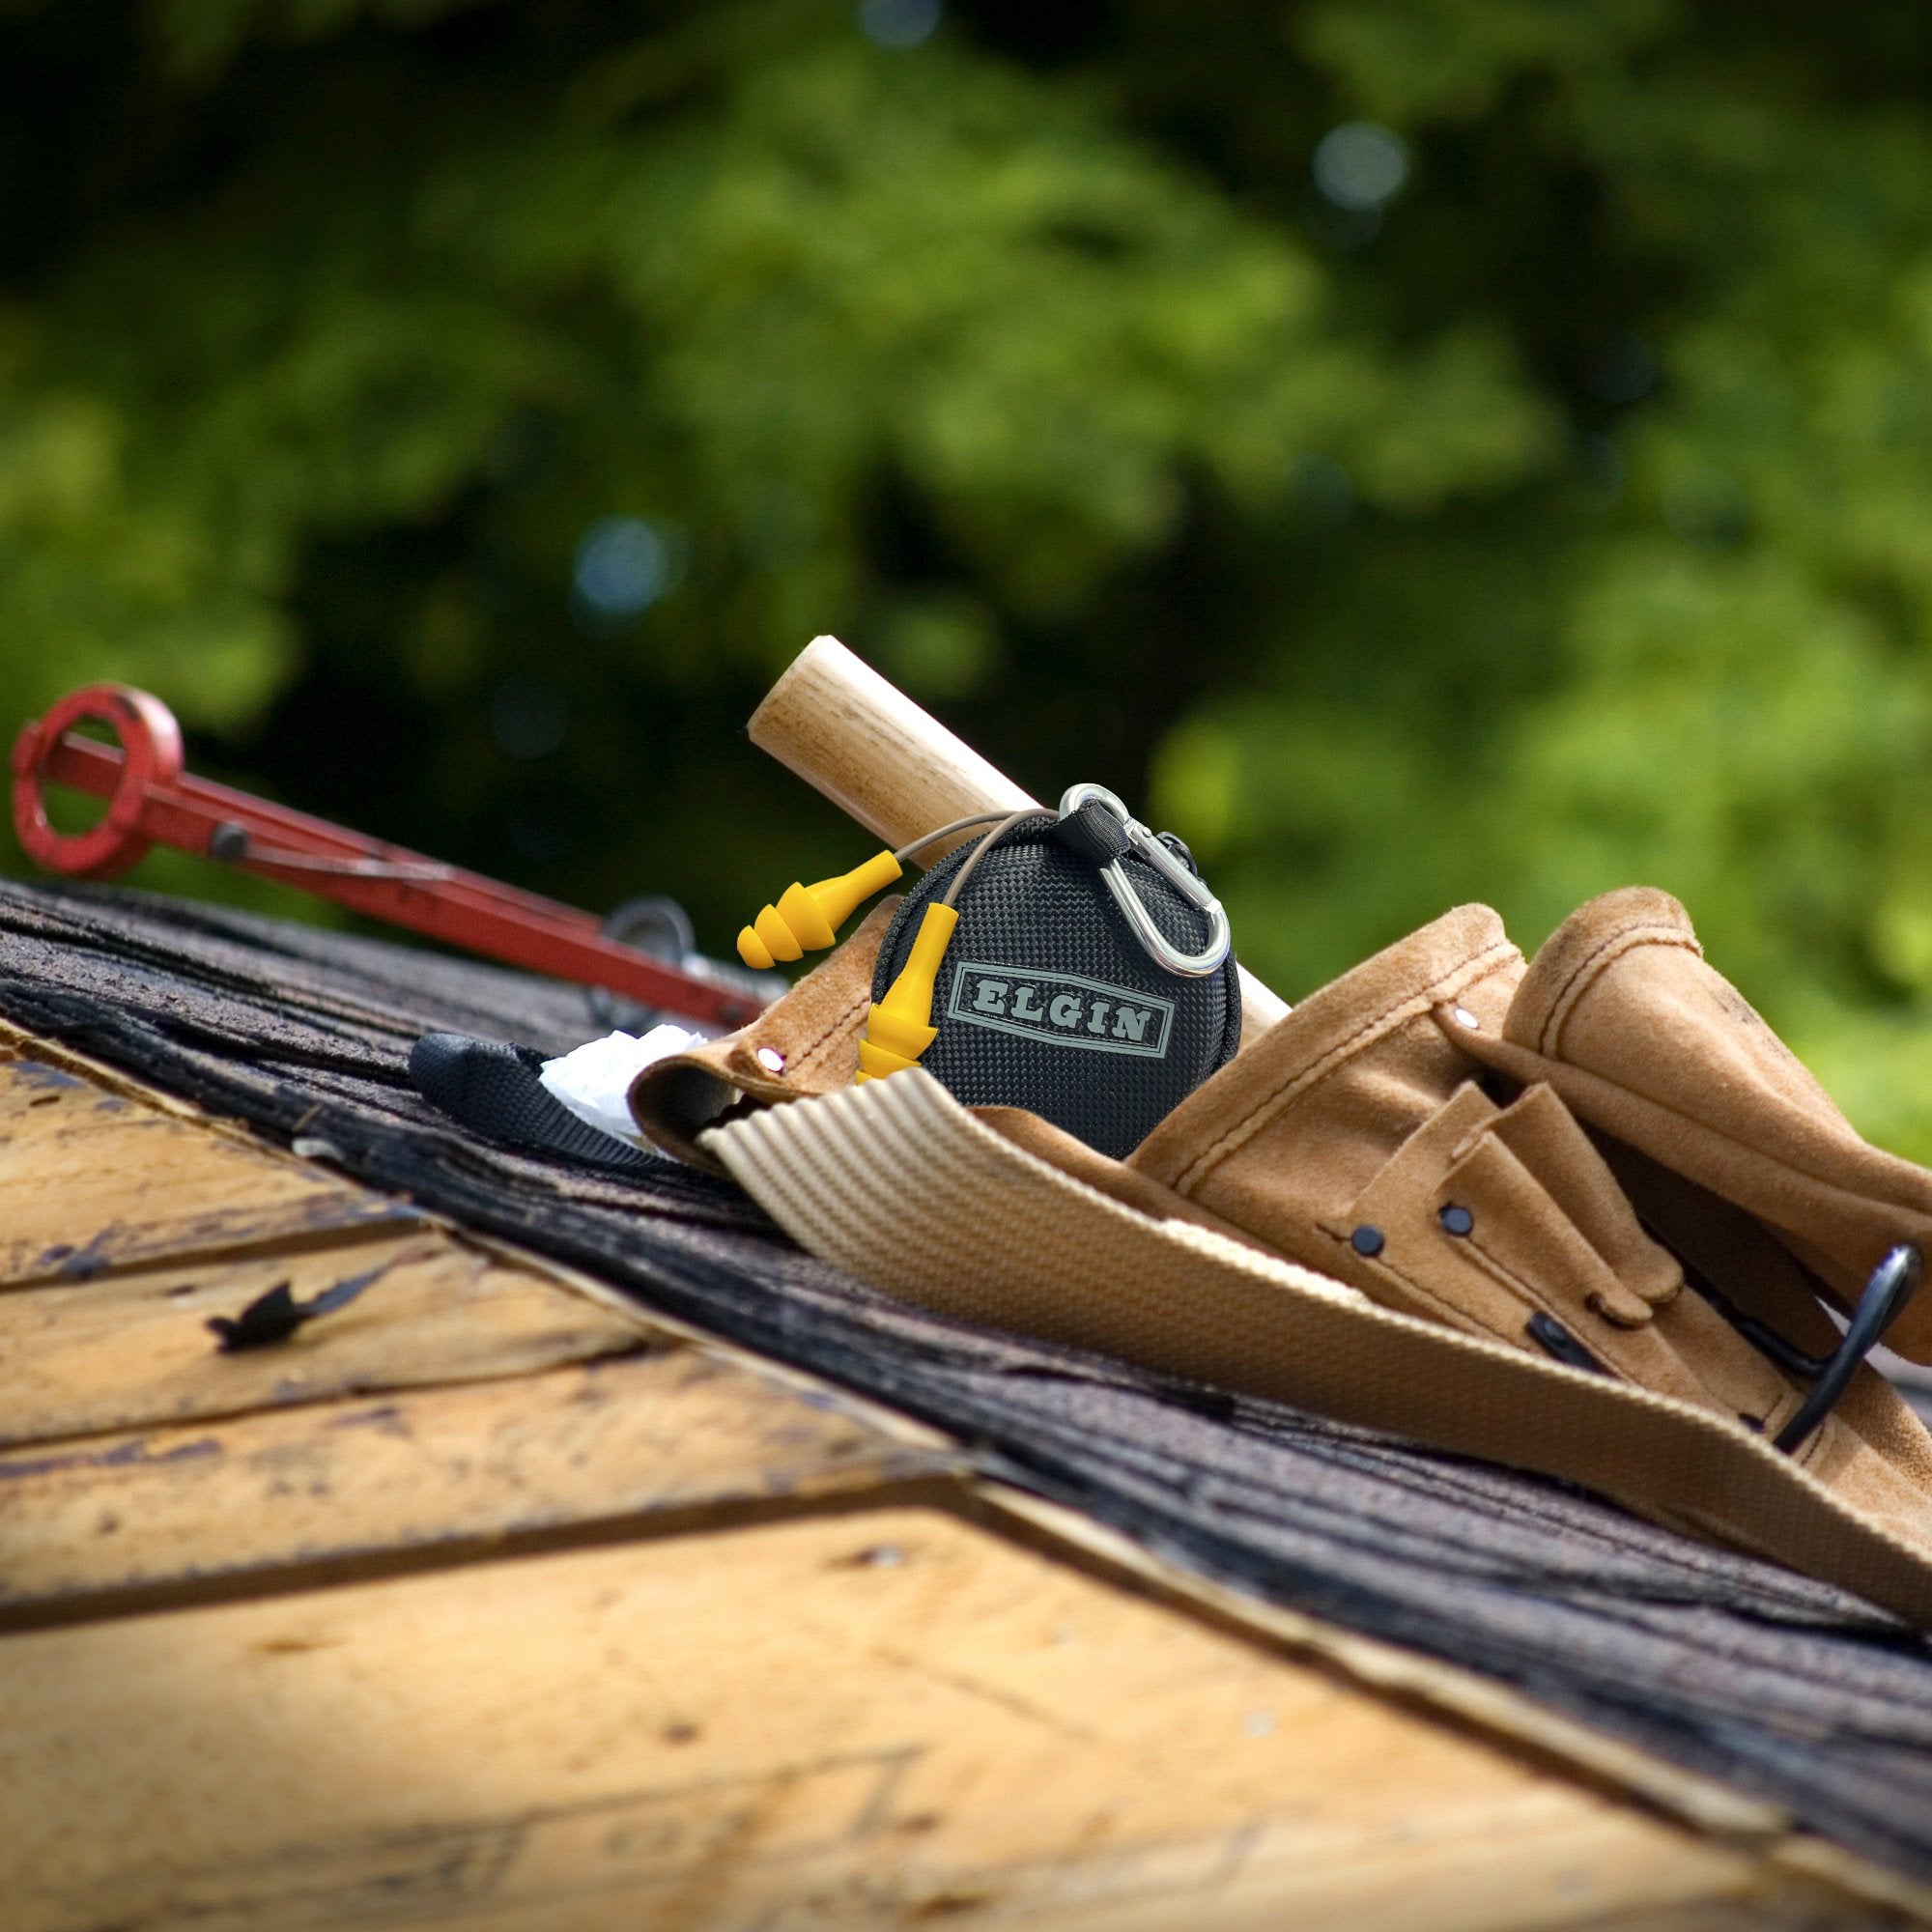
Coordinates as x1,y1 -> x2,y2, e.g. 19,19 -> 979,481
10,0 -> 1932,1150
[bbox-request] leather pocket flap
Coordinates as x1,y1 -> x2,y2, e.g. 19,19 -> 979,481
1481,1083 -> 1681,1315
1321,1079 -> 1681,1356
1441,1130 -> 1656,1329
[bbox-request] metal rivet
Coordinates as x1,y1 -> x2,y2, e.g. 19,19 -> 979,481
755,1046 -> 785,1075
1451,1006 -> 1480,1031
1350,1225 -> 1384,1258
1439,1204 -> 1474,1236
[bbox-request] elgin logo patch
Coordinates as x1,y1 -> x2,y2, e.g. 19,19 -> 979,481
946,962 -> 1175,1059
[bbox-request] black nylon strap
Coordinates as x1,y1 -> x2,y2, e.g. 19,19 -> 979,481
1051,800 -> 1133,867
409,1032 -> 653,1171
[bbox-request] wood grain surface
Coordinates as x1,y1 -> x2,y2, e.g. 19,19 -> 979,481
0,1053 -> 413,1286
0,1035 -> 1918,1931
0,1352 -> 955,1618
0,1230 -> 647,1447
0,1506 -> 1873,1932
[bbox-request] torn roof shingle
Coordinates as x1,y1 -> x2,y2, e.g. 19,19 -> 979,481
3,876 -> 1932,1885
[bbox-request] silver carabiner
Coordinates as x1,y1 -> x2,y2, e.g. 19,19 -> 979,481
1058,783 -> 1231,979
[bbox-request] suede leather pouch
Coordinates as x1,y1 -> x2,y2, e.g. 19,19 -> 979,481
1121,905 -> 1927,1503
627,897 -> 899,1171
1442,887 -> 1932,1364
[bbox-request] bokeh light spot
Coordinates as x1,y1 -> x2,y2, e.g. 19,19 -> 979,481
572,516 -> 669,622
1291,452 -> 1354,526
1312,122 -> 1409,213
1577,432 -> 1626,497
858,0 -> 941,49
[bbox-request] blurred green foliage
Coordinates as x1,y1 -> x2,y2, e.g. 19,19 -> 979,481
8,0 -> 1932,1150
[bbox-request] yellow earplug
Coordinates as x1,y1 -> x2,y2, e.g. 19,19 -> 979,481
737,849 -> 903,970
856,901 -> 958,1082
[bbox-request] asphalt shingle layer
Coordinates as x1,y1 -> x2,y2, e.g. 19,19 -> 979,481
3,878 -> 1930,1882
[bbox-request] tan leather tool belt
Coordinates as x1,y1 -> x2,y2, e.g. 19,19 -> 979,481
633,888 -> 1932,1626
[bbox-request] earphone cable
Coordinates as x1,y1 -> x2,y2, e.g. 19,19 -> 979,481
893,811 -> 1015,867
941,810 -> 1037,910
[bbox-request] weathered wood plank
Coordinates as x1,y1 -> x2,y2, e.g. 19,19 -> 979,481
0,996 -> 1907,1927
0,1233 -> 647,1448
0,1507 -> 1857,1932
0,1053 -> 412,1285
0,1352 -> 955,1614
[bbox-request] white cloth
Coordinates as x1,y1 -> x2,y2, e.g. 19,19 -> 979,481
538,1024 -> 698,1147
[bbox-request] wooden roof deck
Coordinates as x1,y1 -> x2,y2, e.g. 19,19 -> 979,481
0,1024 -> 1922,1929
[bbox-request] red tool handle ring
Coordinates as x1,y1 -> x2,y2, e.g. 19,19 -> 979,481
11,684 -> 185,880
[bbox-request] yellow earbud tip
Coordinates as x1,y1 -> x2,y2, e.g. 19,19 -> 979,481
852,901 -> 958,1085
737,925 -> 775,971
857,1037 -> 924,1081
864,1004 -> 938,1063
777,880 -> 838,952
753,903 -> 804,964
838,849 -> 906,908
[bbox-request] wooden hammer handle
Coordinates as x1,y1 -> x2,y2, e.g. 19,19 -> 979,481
749,636 -> 1289,1037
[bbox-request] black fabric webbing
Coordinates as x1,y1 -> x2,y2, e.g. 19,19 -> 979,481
1,878 -> 1931,1883
1050,801 -> 1133,867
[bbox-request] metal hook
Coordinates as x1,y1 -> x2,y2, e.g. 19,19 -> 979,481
1689,1241 -> 1921,1452
1057,783 -> 1231,979
585,895 -> 696,1032
1774,1243 -> 1920,1453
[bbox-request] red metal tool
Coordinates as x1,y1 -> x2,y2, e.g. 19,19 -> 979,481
11,683 -> 767,1031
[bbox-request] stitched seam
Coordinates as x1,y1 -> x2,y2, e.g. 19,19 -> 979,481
1535,922 -> 1700,1055
1174,940 -> 1520,1194
1471,1101 -> 1669,1316
1463,1229 -> 1634,1366
1317,1233 -> 1495,1338
1415,1124 -> 1651,1350
1459,1228 -> 1753,1418
1464,1156 -> 1835,1427
1789,1397 -> 1833,1471
789,988 -> 873,1076
1446,1160 -> 1634,1331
